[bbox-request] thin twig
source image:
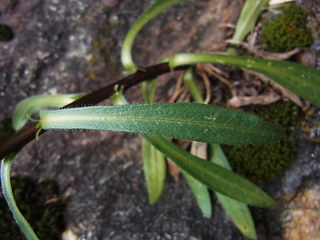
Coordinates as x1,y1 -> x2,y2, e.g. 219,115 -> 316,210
169,71 -> 184,103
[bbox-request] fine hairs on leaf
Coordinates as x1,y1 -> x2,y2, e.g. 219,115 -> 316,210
39,103 -> 285,145
12,94 -> 84,131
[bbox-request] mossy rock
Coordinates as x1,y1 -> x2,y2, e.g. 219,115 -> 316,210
261,4 -> 313,52
0,177 -> 66,239
222,101 -> 300,184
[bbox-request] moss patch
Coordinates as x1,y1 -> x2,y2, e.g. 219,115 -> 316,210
222,101 -> 300,184
0,177 -> 66,239
261,4 -> 313,52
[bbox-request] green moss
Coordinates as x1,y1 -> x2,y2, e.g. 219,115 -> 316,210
0,177 -> 66,239
222,102 -> 300,184
261,4 -> 313,52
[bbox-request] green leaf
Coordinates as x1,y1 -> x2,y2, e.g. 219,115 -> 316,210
121,0 -> 189,73
111,86 -> 166,205
169,53 -> 320,106
140,78 -> 166,204
1,155 -> 40,240
182,68 -> 254,232
232,0 -> 270,42
183,68 -> 203,103
209,144 -> 257,239
142,138 -> 166,204
110,85 -> 128,106
181,70 -> 212,217
144,135 -> 276,207
182,142 -> 212,218
12,94 -> 84,131
141,79 -> 157,104
39,103 -> 284,145
182,169 -> 212,218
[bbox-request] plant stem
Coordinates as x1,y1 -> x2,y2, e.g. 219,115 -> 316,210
121,0 -> 189,73
0,62 -> 187,160
1,155 -> 40,240
183,68 -> 203,103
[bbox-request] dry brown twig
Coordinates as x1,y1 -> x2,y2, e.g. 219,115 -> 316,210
228,90 -> 281,107
253,71 -> 310,110
169,71 -> 190,103
196,64 -> 236,99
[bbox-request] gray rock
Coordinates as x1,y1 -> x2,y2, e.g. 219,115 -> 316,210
1,0 -> 319,239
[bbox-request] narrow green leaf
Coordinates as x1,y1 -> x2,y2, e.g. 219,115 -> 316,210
141,79 -> 157,104
209,144 -> 257,239
182,169 -> 212,218
140,78 -> 166,204
169,53 -> 320,106
183,68 -> 255,233
110,85 -> 128,106
39,103 -> 284,145
12,94 -> 84,131
232,0 -> 270,42
1,155 -> 40,240
142,138 -> 166,204
182,69 -> 212,217
183,68 -> 203,103
121,0 -> 189,73
144,135 -> 276,207
111,85 -> 166,204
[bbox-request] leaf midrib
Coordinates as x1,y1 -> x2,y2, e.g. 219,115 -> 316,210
41,114 -> 271,135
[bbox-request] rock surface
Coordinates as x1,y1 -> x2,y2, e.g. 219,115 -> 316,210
0,0 -> 319,239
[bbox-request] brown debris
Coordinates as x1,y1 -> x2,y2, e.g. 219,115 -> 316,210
196,64 -> 236,99
228,90 -> 281,107
190,142 -> 207,160
226,39 -> 302,60
169,72 -> 191,103
254,72 -> 310,110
